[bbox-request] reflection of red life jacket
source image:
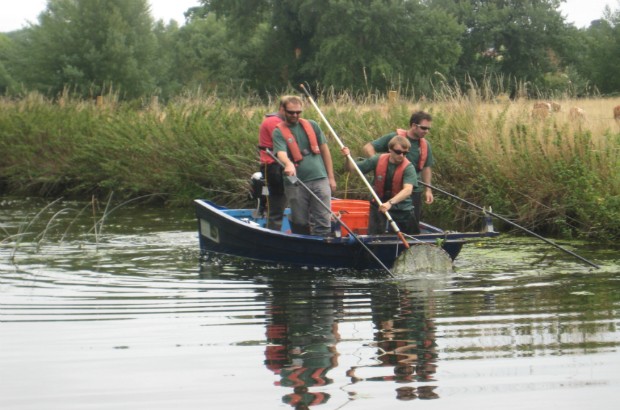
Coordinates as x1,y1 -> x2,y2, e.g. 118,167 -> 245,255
265,323 -> 288,372
264,345 -> 287,372
373,154 -> 411,199
266,323 -> 287,339
277,119 -> 320,163
284,391 -> 328,406
396,128 -> 427,171
280,367 -> 330,387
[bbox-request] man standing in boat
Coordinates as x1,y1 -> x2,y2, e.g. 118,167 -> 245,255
272,96 -> 336,236
258,98 -> 288,231
363,111 -> 434,231
342,135 -> 419,234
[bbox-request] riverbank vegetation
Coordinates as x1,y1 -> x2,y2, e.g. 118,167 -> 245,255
1,85 -> 619,240
1,0 -> 620,242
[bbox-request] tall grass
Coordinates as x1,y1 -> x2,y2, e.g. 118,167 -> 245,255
1,86 -> 619,240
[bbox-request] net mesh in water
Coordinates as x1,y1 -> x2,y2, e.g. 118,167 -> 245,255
392,244 -> 453,275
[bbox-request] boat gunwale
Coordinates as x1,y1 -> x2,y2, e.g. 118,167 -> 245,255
195,199 -> 493,244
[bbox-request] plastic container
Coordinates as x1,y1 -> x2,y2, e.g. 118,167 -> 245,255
331,199 -> 370,213
331,199 -> 370,235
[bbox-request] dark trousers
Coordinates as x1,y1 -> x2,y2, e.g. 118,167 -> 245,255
263,163 -> 287,231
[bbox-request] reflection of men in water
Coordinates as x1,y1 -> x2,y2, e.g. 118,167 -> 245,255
263,278 -> 342,408
346,283 -> 439,399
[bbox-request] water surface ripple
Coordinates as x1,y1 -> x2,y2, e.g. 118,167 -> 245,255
1,200 -> 619,409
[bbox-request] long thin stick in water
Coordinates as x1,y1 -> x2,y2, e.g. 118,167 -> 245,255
421,182 -> 599,269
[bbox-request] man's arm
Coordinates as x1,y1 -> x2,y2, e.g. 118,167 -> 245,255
391,183 -> 414,204
276,151 -> 296,177
341,146 -> 355,173
362,142 -> 376,157
379,183 -> 413,214
421,166 -> 434,204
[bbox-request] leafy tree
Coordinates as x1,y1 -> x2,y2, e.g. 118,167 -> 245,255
311,0 -> 462,92
2,0 -> 619,99
580,6 -> 620,94
428,0 -> 571,96
151,20 -> 183,99
10,0 -> 158,99
196,0 -> 463,94
0,34 -> 18,93
171,13 -> 249,92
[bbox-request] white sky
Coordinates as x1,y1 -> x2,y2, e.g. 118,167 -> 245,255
0,0 -> 617,33
0,0 -> 201,32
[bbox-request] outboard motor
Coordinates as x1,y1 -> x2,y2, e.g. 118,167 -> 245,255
250,171 -> 267,217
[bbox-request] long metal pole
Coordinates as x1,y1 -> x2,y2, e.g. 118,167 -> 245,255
299,84 -> 410,249
420,182 -> 600,269
265,149 -> 394,276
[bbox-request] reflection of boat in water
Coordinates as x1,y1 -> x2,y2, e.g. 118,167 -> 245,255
345,283 -> 440,400
194,199 -> 498,270
262,277 -> 342,408
239,271 -> 446,407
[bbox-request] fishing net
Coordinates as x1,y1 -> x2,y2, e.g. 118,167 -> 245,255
392,244 -> 453,275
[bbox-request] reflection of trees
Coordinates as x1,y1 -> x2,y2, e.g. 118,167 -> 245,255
346,283 -> 440,400
263,278 -> 343,408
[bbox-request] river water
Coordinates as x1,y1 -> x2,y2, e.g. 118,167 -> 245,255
1,198 -> 619,410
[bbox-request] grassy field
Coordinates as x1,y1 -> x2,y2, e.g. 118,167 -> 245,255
1,89 -> 619,240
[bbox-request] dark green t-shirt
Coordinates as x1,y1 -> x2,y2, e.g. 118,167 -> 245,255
356,154 -> 417,211
370,132 -> 434,193
273,120 -> 328,183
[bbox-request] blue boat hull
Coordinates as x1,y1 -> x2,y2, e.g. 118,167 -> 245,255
194,199 -> 497,270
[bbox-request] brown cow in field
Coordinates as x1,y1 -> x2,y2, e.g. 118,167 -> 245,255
569,107 -> 585,119
614,105 -> 620,120
532,102 -> 552,119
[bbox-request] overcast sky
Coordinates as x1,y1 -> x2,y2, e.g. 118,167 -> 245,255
0,0 -> 200,32
0,0 -> 617,33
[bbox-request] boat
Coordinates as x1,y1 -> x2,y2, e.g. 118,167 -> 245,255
194,198 -> 499,270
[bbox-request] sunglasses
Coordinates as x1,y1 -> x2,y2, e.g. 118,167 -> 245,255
415,124 -> 431,131
391,149 -> 409,156
285,109 -> 302,115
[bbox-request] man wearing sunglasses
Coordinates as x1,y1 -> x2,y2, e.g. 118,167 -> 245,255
272,96 -> 337,236
342,136 -> 419,234
363,111 -> 434,231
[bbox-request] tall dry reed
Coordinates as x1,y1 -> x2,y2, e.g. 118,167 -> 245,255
1,87 -> 618,239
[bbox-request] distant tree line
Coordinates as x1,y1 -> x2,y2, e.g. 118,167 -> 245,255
1,0 -> 619,101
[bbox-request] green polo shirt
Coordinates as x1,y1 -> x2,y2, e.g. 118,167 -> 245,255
273,120 -> 328,183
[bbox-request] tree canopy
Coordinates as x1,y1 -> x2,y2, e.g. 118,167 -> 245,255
1,0 -> 619,99
5,0 -> 157,98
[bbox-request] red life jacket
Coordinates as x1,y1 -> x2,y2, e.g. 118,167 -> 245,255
373,153 -> 411,199
396,128 -> 428,171
258,113 -> 284,164
277,119 -> 320,163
